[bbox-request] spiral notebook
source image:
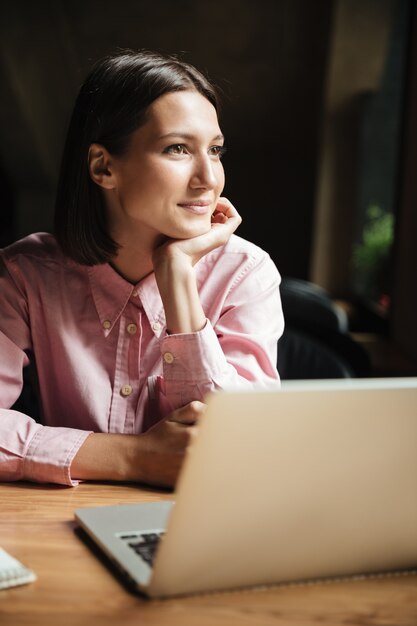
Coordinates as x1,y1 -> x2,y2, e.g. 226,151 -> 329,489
0,547 -> 37,590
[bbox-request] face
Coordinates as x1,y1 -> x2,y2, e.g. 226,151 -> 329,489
102,89 -> 225,246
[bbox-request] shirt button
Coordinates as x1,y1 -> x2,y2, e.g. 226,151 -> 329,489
120,384 -> 133,397
163,352 -> 174,364
127,323 -> 137,334
152,321 -> 161,332
103,320 -> 111,329
132,290 -> 138,297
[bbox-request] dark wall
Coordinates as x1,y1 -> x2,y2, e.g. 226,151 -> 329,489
0,0 -> 333,278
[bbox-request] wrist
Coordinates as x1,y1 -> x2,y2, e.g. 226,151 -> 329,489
71,433 -> 146,483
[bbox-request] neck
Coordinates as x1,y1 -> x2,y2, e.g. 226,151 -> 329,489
109,227 -> 155,283
107,210 -> 163,284
110,246 -> 154,284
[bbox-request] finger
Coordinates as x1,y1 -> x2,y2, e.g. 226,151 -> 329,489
211,211 -> 228,224
211,198 -> 242,231
213,197 -> 240,219
168,400 -> 206,425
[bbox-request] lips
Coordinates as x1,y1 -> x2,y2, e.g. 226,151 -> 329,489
178,201 -> 212,215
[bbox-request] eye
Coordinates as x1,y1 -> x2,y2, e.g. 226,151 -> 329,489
209,145 -> 227,159
164,144 -> 188,155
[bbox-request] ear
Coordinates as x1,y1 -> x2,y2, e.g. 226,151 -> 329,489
88,143 -> 116,189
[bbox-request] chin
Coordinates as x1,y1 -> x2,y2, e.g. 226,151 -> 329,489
175,222 -> 211,239
192,224 -> 212,238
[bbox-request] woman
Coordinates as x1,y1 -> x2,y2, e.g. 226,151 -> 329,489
0,49 -> 283,488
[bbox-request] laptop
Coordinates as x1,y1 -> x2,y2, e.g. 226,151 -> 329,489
74,376 -> 417,599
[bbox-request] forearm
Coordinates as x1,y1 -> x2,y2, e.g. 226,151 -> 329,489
152,198 -> 242,334
70,407 -> 199,488
155,257 -> 206,334
70,432 -> 145,482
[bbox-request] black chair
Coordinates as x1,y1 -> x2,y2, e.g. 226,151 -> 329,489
278,277 -> 371,380
279,277 -> 349,333
278,326 -> 371,379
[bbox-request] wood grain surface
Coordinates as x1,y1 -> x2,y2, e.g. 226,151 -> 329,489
1,481 -> 416,626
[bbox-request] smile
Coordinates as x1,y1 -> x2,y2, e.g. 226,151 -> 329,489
177,202 -> 211,215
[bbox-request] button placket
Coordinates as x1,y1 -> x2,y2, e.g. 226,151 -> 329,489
108,312 -> 138,433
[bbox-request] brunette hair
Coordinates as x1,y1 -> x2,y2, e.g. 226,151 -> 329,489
54,49 -> 220,265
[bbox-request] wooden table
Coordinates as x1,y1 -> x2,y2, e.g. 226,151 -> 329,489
1,481 -> 417,626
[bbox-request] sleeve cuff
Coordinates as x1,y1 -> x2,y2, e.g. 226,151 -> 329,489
160,320 -> 228,382
23,427 -> 93,486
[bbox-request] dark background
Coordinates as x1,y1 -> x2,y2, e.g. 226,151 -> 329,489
1,0 -> 416,373
0,0 -> 333,277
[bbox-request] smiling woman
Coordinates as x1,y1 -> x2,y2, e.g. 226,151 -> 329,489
91,90 -> 227,284
0,49 -> 284,489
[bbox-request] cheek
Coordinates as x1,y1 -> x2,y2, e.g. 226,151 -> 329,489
155,162 -> 187,190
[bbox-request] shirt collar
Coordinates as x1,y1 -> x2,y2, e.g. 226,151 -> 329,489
88,263 -> 165,337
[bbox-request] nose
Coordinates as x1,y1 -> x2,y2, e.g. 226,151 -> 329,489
189,154 -> 218,190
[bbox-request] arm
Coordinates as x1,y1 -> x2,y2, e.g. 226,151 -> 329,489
0,247 -> 203,488
153,197 -> 241,334
71,400 -> 205,488
0,329 -> 204,488
1,396 -> 203,488
149,198 -> 283,412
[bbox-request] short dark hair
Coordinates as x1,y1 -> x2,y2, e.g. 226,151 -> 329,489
54,49 -> 220,265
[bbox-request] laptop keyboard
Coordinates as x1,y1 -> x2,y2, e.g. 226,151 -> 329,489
119,531 -> 165,566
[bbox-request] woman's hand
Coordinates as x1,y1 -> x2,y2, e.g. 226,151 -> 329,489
71,401 -> 206,488
135,400 -> 206,488
153,197 -> 242,269
152,197 -> 241,334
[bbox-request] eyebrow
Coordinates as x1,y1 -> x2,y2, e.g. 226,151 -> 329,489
158,132 -> 225,142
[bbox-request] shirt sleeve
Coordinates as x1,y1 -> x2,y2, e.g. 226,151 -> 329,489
0,331 -> 92,486
156,251 -> 284,410
0,254 -> 91,486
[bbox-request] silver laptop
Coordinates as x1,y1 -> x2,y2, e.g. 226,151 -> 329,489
74,377 -> 417,599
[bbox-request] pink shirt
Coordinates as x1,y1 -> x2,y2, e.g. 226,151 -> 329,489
0,233 -> 283,486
